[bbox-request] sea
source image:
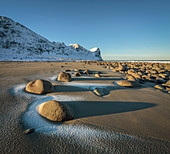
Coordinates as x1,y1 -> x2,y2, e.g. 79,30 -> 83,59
104,60 -> 170,63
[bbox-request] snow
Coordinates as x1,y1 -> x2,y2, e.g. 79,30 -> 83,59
90,47 -> 99,52
0,17 -> 103,61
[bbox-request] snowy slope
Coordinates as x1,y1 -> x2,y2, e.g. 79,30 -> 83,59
0,16 -> 102,61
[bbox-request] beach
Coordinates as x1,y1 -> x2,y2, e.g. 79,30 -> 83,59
0,61 -> 170,153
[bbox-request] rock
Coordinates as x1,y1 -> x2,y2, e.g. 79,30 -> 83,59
156,77 -> 166,84
37,100 -> 73,122
150,70 -> 158,74
117,80 -> 141,87
93,88 -> 110,96
131,73 -> 141,79
26,79 -> 53,94
107,66 -> 110,69
110,66 -> 114,69
125,74 -> 137,81
112,69 -> 119,72
74,72 -> 81,77
84,69 -> 90,75
71,43 -> 79,49
74,69 -> 82,72
118,65 -> 126,71
148,78 -> 157,83
159,73 -> 169,80
95,73 -> 101,78
162,80 -> 170,87
166,87 -> 170,91
137,72 -> 143,76
154,85 -> 165,90
58,72 -> 71,82
23,128 -> 35,134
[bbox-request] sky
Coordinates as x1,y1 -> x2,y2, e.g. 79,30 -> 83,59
0,0 -> 170,60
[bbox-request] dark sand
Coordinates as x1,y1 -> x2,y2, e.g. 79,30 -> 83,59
0,61 -> 170,153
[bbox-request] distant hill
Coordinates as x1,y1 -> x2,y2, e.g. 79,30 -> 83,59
0,16 -> 102,61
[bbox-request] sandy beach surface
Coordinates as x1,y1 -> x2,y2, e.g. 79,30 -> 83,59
0,61 -> 170,153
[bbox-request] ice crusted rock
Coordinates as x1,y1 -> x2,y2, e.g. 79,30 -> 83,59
0,16 -> 103,61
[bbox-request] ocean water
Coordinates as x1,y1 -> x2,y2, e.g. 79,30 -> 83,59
104,60 -> 170,63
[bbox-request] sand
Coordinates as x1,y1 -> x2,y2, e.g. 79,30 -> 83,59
0,61 -> 170,153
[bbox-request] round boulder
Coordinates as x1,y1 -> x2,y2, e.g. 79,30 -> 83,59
117,80 -> 141,87
26,79 -> 53,94
58,72 -> 71,82
37,100 -> 74,122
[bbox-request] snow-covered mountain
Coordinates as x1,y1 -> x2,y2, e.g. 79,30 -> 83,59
0,16 -> 102,61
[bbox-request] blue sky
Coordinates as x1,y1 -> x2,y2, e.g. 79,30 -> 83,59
1,0 -> 170,60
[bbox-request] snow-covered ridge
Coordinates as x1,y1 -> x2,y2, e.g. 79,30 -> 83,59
0,16 -> 103,61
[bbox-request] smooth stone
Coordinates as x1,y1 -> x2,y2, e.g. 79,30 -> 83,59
37,100 -> 73,122
58,72 -> 71,82
117,80 -> 141,87
23,129 -> 35,135
95,74 -> 101,78
26,79 -> 53,94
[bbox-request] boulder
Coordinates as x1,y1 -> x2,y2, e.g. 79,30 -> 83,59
118,65 -> 126,71
37,100 -> 74,122
26,79 -> 53,94
74,69 -> 82,72
166,87 -> 170,91
95,73 -> 101,78
84,69 -> 90,75
125,75 -> 136,81
93,88 -> 110,96
156,77 -> 166,84
162,80 -> 170,88
131,73 -> 141,79
112,69 -> 119,72
58,72 -> 71,82
117,80 -> 141,87
74,72 -> 81,77
154,85 -> 165,90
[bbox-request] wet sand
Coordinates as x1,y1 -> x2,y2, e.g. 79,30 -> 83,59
0,61 -> 170,153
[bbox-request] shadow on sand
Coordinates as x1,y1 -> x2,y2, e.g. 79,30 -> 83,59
60,101 -> 157,119
71,77 -> 123,81
51,85 -> 89,92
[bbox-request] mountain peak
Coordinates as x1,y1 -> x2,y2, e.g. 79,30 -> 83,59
0,17 -> 103,61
